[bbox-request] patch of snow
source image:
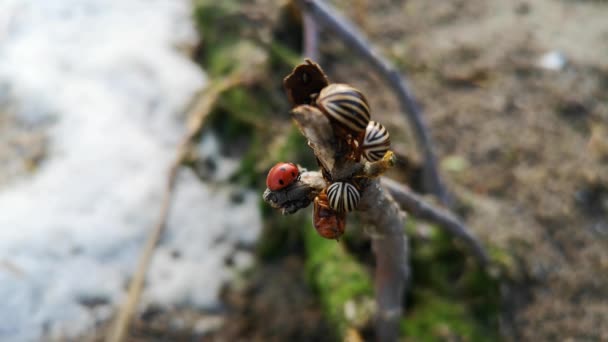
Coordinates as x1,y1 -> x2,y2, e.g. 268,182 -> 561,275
0,0 -> 261,341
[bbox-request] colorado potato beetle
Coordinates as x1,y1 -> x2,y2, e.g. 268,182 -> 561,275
266,162 -> 299,191
313,192 -> 346,240
361,120 -> 391,162
327,181 -> 361,213
316,83 -> 371,133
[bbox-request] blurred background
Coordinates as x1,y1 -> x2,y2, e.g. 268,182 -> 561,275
1,0 -> 607,341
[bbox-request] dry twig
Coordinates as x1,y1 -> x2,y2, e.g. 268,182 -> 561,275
293,0 -> 449,205
303,12 -> 319,61
106,74 -> 244,342
357,179 -> 409,342
264,172 -> 488,267
381,177 -> 489,266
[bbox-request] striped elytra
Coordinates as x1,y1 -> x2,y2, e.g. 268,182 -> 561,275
316,83 -> 371,133
361,120 -> 391,161
327,181 -> 360,213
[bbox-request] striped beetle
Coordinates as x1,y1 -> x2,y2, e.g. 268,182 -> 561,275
316,83 -> 371,134
361,120 -> 391,162
327,181 -> 361,213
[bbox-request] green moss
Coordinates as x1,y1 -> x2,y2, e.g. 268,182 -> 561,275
209,84 -> 276,187
256,202 -> 309,260
488,246 -> 517,277
194,0 -> 300,77
268,41 -> 302,67
402,291 -> 488,342
217,86 -> 273,128
276,125 -> 317,169
405,222 -> 501,341
304,226 -> 374,337
230,135 -> 261,187
193,1 -> 243,76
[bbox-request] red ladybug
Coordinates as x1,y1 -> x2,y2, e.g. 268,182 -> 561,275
266,162 -> 299,191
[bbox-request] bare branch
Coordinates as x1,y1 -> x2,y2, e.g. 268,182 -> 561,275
263,170 -> 324,214
293,0 -> 449,206
358,180 -> 409,342
291,105 -> 337,172
381,177 -> 489,266
302,12 -> 319,61
263,171 -> 488,267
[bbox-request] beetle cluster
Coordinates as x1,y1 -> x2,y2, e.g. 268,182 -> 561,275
265,60 -> 392,240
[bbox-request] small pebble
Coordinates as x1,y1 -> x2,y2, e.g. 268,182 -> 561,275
538,51 -> 567,71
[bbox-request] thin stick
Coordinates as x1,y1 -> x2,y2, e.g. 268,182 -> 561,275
381,177 -> 489,266
106,75 -> 244,342
264,171 -> 488,266
293,0 -> 449,205
303,12 -> 319,61
359,180 -> 409,342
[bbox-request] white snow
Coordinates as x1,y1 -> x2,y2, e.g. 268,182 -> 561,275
0,0 -> 261,340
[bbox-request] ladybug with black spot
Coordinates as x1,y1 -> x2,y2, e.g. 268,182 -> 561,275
266,162 -> 300,191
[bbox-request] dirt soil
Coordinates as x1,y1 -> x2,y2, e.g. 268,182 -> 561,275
331,0 -> 608,340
